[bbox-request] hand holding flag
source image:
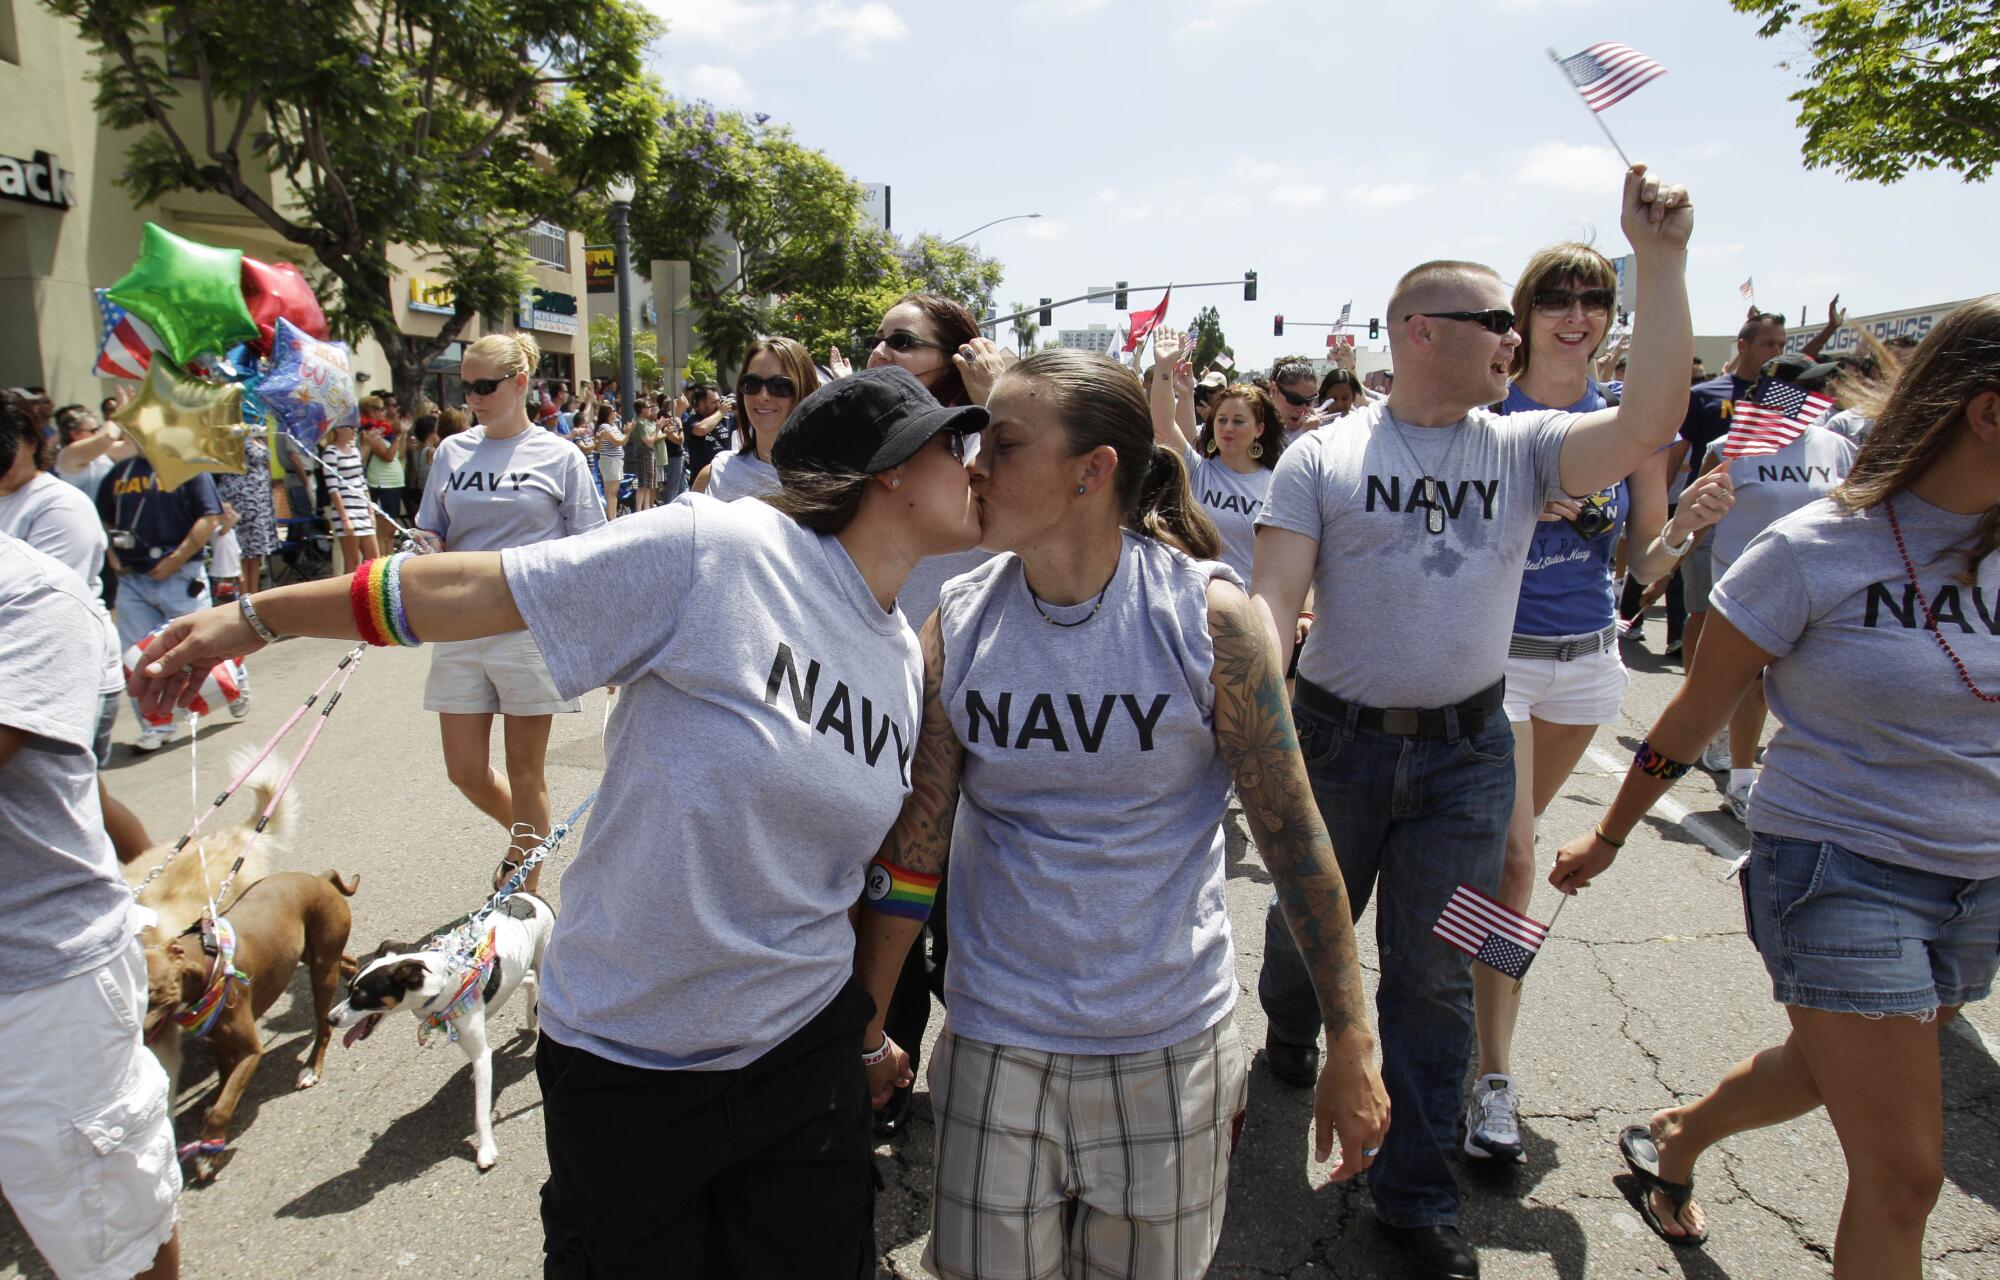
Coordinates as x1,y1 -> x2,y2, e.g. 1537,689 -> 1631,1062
1548,42 -> 1667,168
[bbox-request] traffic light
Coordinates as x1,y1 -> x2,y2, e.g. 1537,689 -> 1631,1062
1368,317 -> 1380,340
1114,281 -> 1128,310
1243,271 -> 1257,302
1273,315 -> 1284,337
1039,298 -> 1053,327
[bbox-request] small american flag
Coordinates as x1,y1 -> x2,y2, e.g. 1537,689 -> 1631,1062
1722,380 -> 1835,459
1557,42 -> 1667,113
1337,300 -> 1352,329
1434,883 -> 1549,981
95,288 -> 160,381
1213,351 -> 1234,370
1739,277 -> 1756,302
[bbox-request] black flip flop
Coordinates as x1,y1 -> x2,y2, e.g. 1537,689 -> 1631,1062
1619,1125 -> 1708,1247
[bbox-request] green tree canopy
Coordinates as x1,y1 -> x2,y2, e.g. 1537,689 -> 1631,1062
48,0 -> 664,403
1732,0 -> 2000,182
1187,305 -> 1235,375
589,313 -> 659,387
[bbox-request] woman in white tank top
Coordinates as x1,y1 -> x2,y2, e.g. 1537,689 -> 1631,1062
852,349 -> 1389,1280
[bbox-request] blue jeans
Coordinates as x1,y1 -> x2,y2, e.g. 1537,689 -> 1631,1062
1257,696 -> 1516,1229
113,564 -> 210,722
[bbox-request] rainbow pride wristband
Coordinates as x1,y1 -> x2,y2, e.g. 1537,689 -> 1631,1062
349,554 -> 422,647
864,857 -> 939,921
1634,739 -> 1693,781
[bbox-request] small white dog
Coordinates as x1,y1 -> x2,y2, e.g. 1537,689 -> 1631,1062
329,893 -> 554,1170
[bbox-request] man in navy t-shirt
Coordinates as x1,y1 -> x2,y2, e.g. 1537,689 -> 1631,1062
96,455 -> 222,747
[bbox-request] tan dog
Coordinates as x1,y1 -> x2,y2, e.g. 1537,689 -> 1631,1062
144,869 -> 358,1183
125,751 -> 300,945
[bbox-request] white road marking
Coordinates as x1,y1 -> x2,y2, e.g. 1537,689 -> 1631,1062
1583,746 -> 1749,865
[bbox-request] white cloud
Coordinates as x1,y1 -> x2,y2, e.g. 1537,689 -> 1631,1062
1346,181 -> 1431,206
640,0 -> 778,43
1271,183 -> 1327,208
808,2 -> 908,53
1020,218 -> 1069,240
1512,141 -> 1624,193
1118,201 -> 1155,221
680,64 -> 753,102
1091,187 -> 1121,206
1229,158 -> 1283,182
1690,241 -> 1745,259
1464,231 -> 1504,249
1179,17 -> 1218,36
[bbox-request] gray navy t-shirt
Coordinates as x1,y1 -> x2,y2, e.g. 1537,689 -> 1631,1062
502,496 -> 922,1068
0,537 -> 127,993
939,534 -> 1240,1054
1257,401 -> 1573,707
0,472 -> 121,694
1713,496 -> 1997,877
416,425 -> 606,552
704,450 -> 782,503
1701,426 -> 1855,573
1184,444 -> 1274,582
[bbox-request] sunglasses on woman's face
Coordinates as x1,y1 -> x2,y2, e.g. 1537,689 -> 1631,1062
738,374 -> 797,399
465,374 -> 516,396
1532,287 -> 1616,316
1406,309 -> 1517,336
872,331 -> 944,354
1276,385 -> 1315,408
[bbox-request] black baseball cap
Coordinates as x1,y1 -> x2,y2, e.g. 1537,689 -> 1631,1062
1761,352 -> 1841,389
772,366 -> 987,475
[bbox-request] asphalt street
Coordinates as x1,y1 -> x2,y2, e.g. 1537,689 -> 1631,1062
5,613 -> 1996,1279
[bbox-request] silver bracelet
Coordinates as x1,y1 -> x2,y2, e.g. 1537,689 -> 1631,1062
238,594 -> 279,642
1659,520 -> 1695,558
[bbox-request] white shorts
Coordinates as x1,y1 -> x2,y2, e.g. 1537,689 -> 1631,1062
0,939 -> 180,1280
208,527 -> 242,579
596,454 -> 623,492
1503,643 -> 1628,726
423,630 -> 580,716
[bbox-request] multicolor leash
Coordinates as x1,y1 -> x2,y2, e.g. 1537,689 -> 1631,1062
169,917 -> 250,1038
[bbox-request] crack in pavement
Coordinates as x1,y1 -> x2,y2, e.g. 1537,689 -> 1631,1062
1715,1146 -> 1834,1266
1582,940 -> 1680,1104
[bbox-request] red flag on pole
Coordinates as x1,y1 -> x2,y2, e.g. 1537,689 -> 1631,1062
1122,287 -> 1172,353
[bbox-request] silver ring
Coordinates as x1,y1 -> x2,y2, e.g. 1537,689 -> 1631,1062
1361,1146 -> 1381,1158
179,664 -> 195,675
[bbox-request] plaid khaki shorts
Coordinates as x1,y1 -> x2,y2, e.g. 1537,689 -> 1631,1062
922,1011 -> 1248,1280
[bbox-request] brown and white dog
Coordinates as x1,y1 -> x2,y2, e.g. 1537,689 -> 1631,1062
329,893 -> 554,1170
126,751 -> 299,946
143,869 -> 358,1183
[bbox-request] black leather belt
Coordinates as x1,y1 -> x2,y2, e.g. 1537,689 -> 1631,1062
1295,677 -> 1506,739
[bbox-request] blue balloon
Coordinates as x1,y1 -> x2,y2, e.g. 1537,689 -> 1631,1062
254,316 -> 358,450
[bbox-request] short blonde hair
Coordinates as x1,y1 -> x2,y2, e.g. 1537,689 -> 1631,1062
464,331 -> 540,378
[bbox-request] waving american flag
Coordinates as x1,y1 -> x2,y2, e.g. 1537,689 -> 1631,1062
1434,883 -> 1550,981
1557,42 -> 1667,113
1723,379 -> 1835,459
95,288 -> 162,381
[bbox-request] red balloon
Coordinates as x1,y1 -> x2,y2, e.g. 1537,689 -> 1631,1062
240,256 -> 328,354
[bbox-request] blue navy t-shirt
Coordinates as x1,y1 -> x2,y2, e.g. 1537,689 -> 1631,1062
94,457 -> 222,570
1503,383 -> 1624,637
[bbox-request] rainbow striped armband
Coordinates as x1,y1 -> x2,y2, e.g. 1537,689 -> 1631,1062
864,858 -> 939,921
1634,739 -> 1693,781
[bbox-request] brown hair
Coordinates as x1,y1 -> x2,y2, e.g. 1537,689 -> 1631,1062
437,407 -> 469,439
1000,350 -> 1221,559
737,335 -> 822,453
889,293 -> 981,406
1197,384 -> 1284,470
1508,242 -> 1616,378
1834,294 -> 2000,581
762,468 -> 871,533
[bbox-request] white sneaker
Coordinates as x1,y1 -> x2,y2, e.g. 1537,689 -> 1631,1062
1726,778 -> 1755,824
133,724 -> 173,752
1700,728 -> 1732,773
1463,1073 -> 1525,1163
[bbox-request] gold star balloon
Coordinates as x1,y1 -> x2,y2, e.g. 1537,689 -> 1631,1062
112,359 -> 249,491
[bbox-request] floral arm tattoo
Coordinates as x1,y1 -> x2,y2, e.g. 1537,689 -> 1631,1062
1208,583 -> 1369,1041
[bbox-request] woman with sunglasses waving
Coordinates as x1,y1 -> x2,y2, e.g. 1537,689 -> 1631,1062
853,350 -> 1389,1280
1465,243 -> 1736,1169
407,333 -> 605,894
131,366 -> 987,1277
1147,325 -> 1285,582
693,335 -> 821,502
1548,297 -> 2000,1271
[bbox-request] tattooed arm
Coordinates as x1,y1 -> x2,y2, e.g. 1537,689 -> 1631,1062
854,610 -> 965,1105
1208,578 -> 1389,1176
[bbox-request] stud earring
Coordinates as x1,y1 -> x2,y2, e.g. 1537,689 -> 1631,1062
1249,441 -> 1264,460
890,477 -> 901,488
1076,483 -> 1087,495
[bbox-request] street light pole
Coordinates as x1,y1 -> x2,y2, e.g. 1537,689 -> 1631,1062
608,176 -> 637,423
946,211 -> 1042,245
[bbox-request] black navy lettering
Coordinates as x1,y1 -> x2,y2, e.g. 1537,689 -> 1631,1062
1363,475 -> 1499,521
763,642 -> 913,781
1203,489 -> 1263,517
1863,582 -> 1999,635
444,470 -> 533,493
1754,464 -> 1838,485
961,689 -> 1175,752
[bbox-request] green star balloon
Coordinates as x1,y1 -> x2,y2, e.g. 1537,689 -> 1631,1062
107,222 -> 259,366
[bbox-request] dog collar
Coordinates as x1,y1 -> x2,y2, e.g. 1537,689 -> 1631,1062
171,917 -> 249,1039
416,927 -> 497,1048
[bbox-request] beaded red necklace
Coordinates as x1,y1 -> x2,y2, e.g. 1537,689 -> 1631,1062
1884,497 -> 1998,703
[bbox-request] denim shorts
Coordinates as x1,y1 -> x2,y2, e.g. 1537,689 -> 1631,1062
1742,834 -> 2000,1016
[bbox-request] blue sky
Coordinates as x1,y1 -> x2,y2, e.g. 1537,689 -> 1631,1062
635,0 -> 1992,368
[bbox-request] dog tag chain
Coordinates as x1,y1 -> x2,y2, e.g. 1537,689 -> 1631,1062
1382,411 -> 1467,536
